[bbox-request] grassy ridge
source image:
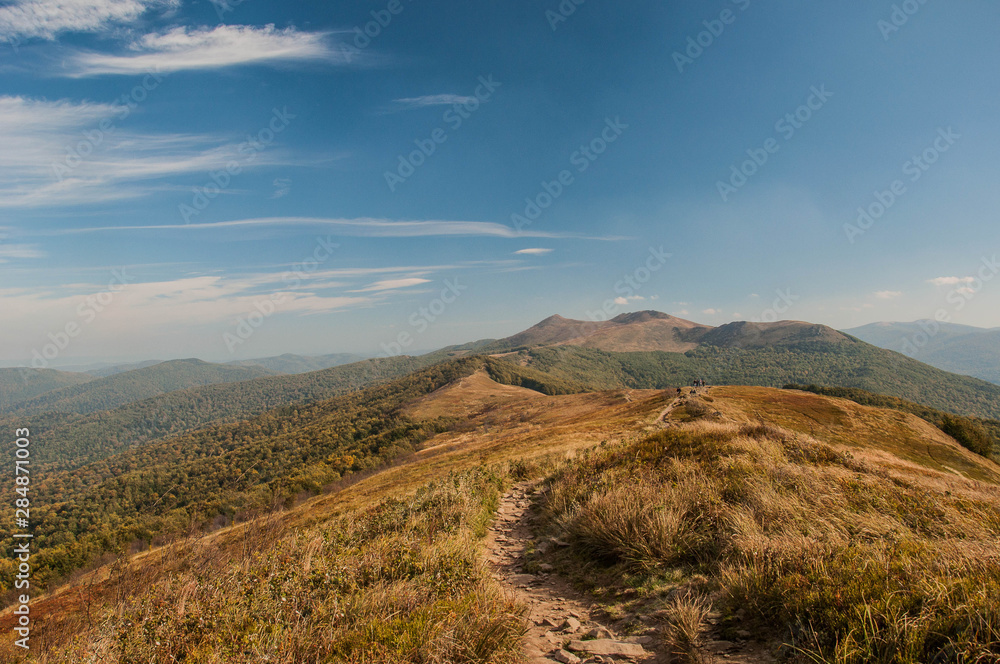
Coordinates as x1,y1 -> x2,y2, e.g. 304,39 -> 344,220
533,422 -> 1000,663
787,383 -> 1000,458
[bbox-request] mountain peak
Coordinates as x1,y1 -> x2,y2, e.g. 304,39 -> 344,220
535,314 -> 572,325
609,310 -> 678,324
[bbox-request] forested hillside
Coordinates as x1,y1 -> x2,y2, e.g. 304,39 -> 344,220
0,356 -> 566,591
227,352 -> 366,374
515,342 -> 1000,419
9,359 -> 276,416
2,356 -> 437,476
0,368 -> 94,410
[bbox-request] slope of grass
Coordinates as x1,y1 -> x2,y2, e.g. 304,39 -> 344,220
0,466 -> 526,664
0,356 -> 585,596
6,361 -> 1000,663
533,422 -> 1000,663
787,383 -> 1000,458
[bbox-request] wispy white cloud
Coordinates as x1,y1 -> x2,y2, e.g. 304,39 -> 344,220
513,248 -> 553,255
0,243 -> 45,262
928,276 -> 975,286
0,96 -> 288,208
702,308 -> 719,315
64,25 -> 349,76
47,216 -> 618,240
0,0 -> 175,42
874,290 -> 902,299
0,262 -> 480,356
391,94 -> 478,111
354,277 -> 431,292
271,177 -> 291,199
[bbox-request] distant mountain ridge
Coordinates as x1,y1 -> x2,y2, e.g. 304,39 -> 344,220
485,310 -> 853,353
6,359 -> 277,415
227,352 -> 367,375
845,321 -> 1000,385
476,311 -> 1000,420
0,368 -> 95,410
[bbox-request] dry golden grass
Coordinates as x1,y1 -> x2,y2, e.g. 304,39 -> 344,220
535,418 -> 1000,663
5,380 -> 1000,663
0,376 -> 665,661
0,468 -> 528,664
704,386 -> 1000,483
662,591 -> 713,663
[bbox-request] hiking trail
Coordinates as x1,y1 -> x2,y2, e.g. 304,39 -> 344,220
485,482 -> 660,664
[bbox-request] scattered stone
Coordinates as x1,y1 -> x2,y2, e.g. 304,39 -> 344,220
585,627 -> 613,639
509,574 -> 536,587
560,617 -> 582,633
552,649 -> 581,664
539,563 -> 555,573
624,634 -> 654,645
567,639 -> 648,658
736,629 -> 752,639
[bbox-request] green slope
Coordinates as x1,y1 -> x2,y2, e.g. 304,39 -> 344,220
514,341 -> 1000,420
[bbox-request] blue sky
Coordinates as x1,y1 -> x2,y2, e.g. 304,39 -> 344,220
1,0 -> 999,365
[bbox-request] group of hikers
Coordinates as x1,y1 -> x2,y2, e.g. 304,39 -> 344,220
675,378 -> 708,397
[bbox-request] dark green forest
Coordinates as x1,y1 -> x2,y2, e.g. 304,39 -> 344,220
517,343 -> 1000,419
